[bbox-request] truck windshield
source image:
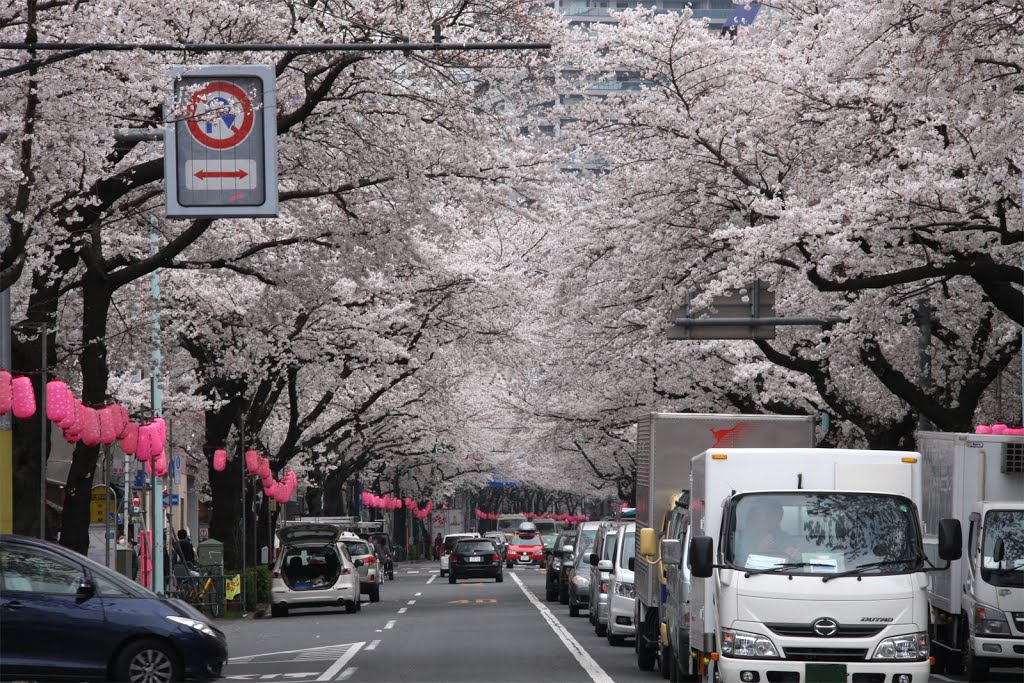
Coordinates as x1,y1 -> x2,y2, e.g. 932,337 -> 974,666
981,509 -> 1024,588
725,493 -> 923,575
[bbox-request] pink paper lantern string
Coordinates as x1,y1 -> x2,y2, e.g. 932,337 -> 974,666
153,451 -> 168,477
257,458 -> 271,480
149,417 -> 167,454
58,400 -> 79,430
0,370 -> 11,415
45,381 -> 70,422
136,424 -> 153,462
213,449 -> 227,472
11,376 -> 36,419
120,422 -> 140,455
81,407 -> 101,447
98,406 -> 121,444
245,450 -> 261,474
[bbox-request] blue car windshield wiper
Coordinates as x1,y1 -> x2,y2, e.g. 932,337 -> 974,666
821,558 -> 920,583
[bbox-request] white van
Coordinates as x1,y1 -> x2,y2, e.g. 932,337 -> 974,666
605,521 -> 636,645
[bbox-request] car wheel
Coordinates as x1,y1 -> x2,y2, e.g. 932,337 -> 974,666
115,638 -> 181,683
559,586 -> 569,605
596,622 -> 607,638
496,573 -> 503,583
346,600 -> 359,614
270,604 -> 288,618
506,561 -> 513,569
608,631 -> 624,646
546,588 -> 558,602
448,574 -> 457,584
389,571 -> 395,580
570,603 -> 580,618
369,585 -> 380,603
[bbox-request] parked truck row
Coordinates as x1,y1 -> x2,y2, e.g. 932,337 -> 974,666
629,412 -> 1023,683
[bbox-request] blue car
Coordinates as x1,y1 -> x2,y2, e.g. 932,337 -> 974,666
0,534 -> 227,682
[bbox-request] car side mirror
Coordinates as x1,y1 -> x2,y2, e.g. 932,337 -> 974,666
628,557 -> 635,571
688,536 -> 714,578
76,576 -> 96,598
354,559 -> 364,567
661,539 -> 682,567
562,545 -> 574,554
597,559 -> 613,572
938,518 -> 962,562
993,537 -> 1005,564
588,553 -> 598,567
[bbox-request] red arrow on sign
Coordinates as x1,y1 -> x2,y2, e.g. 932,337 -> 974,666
195,169 -> 249,180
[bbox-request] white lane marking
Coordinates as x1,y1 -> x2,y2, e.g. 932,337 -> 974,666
230,643 -> 357,661
407,599 -> 416,605
384,620 -> 396,629
510,572 -> 613,683
336,668 -> 357,681
407,571 -> 420,574
398,607 -> 408,614
426,574 -> 437,585
365,640 -> 381,651
316,642 -> 364,682
414,592 -> 421,596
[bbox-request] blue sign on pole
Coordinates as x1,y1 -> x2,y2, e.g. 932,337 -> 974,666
486,480 -> 519,488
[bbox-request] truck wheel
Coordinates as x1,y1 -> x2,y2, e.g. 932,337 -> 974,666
964,646 -> 990,681
660,641 -> 672,679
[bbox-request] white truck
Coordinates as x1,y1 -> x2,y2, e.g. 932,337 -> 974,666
633,413 -> 816,674
919,431 -> 1024,680
670,447 -> 961,683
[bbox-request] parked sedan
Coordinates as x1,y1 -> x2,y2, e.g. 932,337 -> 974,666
0,534 -> 227,682
448,539 -> 504,583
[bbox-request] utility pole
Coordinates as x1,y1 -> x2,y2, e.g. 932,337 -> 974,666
150,231 -> 165,594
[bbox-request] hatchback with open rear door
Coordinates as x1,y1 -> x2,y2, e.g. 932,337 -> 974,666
270,523 -> 362,618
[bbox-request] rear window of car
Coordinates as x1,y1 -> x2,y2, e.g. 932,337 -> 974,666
343,541 -> 371,556
456,541 -> 496,553
512,535 -> 541,546
444,536 -> 473,551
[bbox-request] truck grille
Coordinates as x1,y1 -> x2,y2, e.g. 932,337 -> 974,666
1003,442 -> 1024,474
766,623 -> 884,638
783,647 -> 868,662
1012,612 -> 1024,632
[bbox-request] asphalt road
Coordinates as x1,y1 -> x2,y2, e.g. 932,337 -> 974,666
217,561 -> 1021,683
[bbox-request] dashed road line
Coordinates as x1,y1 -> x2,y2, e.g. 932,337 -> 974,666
426,574 -> 437,584
337,668 -> 358,681
407,599 -> 416,605
414,592 -> 421,596
398,607 -> 408,614
365,640 -> 380,651
384,619 -> 396,629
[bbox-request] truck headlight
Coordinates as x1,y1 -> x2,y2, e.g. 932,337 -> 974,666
614,582 -> 635,599
571,575 -> 590,588
974,605 -> 1011,635
720,629 -> 779,659
871,632 -> 928,661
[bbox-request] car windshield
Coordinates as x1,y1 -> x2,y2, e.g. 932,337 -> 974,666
578,530 -> 597,554
343,541 -> 371,556
725,493 -> 923,575
602,533 -> 617,560
512,535 -> 541,547
981,509 -> 1024,588
620,531 -> 635,569
456,541 -> 495,553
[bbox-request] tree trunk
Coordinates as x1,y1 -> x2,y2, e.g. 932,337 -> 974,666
206,404 -> 244,568
59,274 -> 112,554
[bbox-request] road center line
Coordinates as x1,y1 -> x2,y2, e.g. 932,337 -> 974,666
316,642 -> 364,682
414,592 -> 422,596
384,619 -> 396,629
407,599 -> 416,605
509,572 -> 613,683
426,574 -> 436,584
398,607 -> 408,614
365,640 -> 381,651
337,667 -> 358,681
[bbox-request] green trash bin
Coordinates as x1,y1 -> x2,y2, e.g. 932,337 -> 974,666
197,539 -> 224,576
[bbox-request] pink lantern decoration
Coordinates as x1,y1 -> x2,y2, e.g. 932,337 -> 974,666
991,423 -> 1010,435
120,421 -> 140,455
150,417 -> 167,453
0,370 -> 11,415
213,449 -> 227,472
257,459 -> 271,480
975,424 -> 993,434
45,381 -> 70,422
11,376 -> 36,419
98,406 -> 120,444
81,408 -> 102,447
245,450 -> 261,474
64,428 -> 82,443
58,399 -> 79,430
153,451 -> 168,477
115,406 -> 132,439
136,424 -> 153,461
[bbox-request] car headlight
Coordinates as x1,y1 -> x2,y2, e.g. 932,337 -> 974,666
871,632 -> 929,661
571,574 -> 590,587
614,582 -> 635,599
167,615 -> 217,638
720,628 -> 779,659
974,605 -> 1011,635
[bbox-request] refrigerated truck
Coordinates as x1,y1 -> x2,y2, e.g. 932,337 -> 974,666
918,431 -> 1024,680
675,447 -> 960,683
633,413 -> 816,673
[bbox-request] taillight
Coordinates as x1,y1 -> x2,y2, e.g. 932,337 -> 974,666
601,581 -> 608,592
342,568 -> 352,575
364,555 -> 376,564
272,571 -> 281,579
492,554 -> 500,561
450,555 -> 459,563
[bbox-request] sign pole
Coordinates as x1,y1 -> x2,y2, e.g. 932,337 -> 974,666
38,321 -> 46,539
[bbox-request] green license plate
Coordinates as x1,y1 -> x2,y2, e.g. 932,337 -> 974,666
804,663 -> 846,683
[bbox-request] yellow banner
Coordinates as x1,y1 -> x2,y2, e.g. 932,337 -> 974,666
225,574 -> 241,600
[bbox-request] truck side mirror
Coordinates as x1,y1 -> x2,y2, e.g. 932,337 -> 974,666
639,528 -> 658,556
938,518 -> 962,562
661,539 -> 682,567
993,537 -> 1005,564
688,536 -> 714,578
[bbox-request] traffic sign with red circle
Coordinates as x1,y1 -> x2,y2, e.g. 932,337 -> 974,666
185,81 -> 255,150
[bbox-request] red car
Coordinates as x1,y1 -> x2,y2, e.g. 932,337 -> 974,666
506,532 -> 545,567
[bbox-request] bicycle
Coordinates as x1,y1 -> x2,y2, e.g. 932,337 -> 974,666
176,573 -> 224,618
